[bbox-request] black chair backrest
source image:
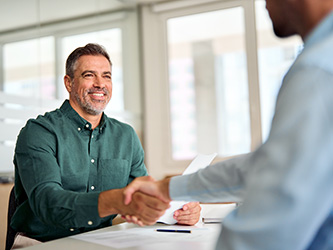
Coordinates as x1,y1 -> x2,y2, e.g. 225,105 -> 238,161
6,186 -> 17,250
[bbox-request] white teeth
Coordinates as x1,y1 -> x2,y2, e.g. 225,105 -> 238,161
92,93 -> 104,97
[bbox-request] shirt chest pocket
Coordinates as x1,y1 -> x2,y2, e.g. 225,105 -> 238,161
98,159 -> 130,190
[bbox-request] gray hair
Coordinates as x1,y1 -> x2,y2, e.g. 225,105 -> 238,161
65,43 -> 112,79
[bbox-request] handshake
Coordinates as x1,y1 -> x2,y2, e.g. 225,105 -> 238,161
118,176 -> 201,226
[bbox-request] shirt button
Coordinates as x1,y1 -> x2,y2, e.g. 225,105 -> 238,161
78,128 -> 81,131
86,124 -> 89,128
91,186 -> 95,190
70,228 -> 74,232
91,159 -> 95,163
88,221 -> 93,225
92,135 -> 94,138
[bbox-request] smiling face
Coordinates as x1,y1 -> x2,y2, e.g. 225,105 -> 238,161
64,55 -> 112,119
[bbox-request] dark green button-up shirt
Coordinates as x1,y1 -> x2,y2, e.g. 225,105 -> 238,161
11,100 -> 147,241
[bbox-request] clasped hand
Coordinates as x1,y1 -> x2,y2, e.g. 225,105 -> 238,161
121,176 -> 201,226
121,191 -> 170,226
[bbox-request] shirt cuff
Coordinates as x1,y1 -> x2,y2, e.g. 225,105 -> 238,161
74,192 -> 102,228
169,175 -> 190,201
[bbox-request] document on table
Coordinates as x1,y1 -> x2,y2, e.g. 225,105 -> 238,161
157,153 -> 217,224
201,203 -> 237,223
71,225 -> 215,249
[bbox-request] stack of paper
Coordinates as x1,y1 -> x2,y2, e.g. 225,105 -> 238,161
201,203 -> 237,223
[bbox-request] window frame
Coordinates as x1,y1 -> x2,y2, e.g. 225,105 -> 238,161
141,0 -> 261,179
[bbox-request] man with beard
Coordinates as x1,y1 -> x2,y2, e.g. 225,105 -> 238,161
10,43 -> 200,247
123,0 -> 333,249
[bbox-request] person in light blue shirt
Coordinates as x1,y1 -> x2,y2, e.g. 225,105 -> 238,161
123,0 -> 333,249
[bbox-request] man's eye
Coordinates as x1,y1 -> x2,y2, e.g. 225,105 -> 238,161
104,75 -> 111,79
84,73 -> 94,78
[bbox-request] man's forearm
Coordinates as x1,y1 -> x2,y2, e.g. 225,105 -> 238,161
98,189 -> 124,217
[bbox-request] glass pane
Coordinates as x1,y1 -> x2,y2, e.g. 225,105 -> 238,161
61,28 -> 124,113
167,7 -> 250,160
255,0 -> 303,141
3,37 -> 56,99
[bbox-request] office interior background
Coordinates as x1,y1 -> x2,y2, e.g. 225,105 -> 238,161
0,0 -> 304,181
0,0 -> 304,247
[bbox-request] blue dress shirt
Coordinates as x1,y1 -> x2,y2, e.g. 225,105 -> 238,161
170,11 -> 333,250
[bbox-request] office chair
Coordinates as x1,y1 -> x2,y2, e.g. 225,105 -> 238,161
6,186 -> 17,250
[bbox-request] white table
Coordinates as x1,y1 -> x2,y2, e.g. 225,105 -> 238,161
21,222 -> 221,250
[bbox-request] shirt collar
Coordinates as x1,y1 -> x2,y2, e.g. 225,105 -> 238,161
60,100 -> 107,132
98,113 -> 107,132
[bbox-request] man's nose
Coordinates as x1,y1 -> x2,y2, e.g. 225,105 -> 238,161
93,76 -> 104,87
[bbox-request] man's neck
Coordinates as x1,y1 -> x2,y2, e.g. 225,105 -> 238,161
299,1 -> 333,39
68,100 -> 103,130
83,113 -> 102,130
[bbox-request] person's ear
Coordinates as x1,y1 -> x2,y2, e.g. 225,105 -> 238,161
64,75 -> 72,93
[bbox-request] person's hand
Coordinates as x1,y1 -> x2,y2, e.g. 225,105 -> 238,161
121,176 -> 172,226
122,191 -> 169,226
123,202 -> 201,227
98,186 -> 169,226
123,176 -> 171,205
174,202 -> 201,225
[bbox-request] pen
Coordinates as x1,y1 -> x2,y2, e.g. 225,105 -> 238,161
156,229 -> 191,233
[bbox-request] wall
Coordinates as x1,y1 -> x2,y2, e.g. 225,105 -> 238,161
0,0 -> 126,33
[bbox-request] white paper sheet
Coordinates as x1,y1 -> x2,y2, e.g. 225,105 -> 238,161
182,153 -> 217,176
157,153 -> 217,224
71,225 -> 214,249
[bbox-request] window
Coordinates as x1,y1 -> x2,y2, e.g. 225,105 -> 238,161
167,7 -> 250,160
141,0 -> 304,179
3,37 -> 55,99
0,10 -> 141,124
2,28 -> 124,113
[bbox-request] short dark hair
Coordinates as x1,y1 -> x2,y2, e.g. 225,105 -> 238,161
65,43 -> 112,79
